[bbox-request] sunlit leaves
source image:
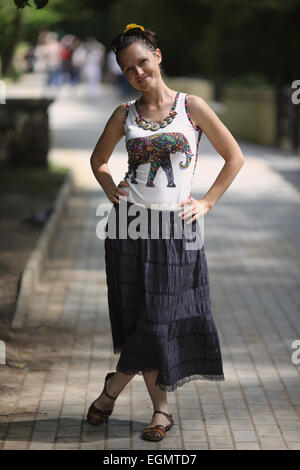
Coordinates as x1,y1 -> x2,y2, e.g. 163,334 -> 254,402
14,0 -> 49,9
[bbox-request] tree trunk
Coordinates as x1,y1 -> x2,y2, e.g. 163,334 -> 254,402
3,9 -> 22,76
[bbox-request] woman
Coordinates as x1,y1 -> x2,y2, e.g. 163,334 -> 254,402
88,23 -> 245,442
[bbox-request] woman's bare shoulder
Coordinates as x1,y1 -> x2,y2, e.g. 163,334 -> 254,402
110,102 -> 128,123
185,94 -> 221,130
186,94 -> 207,111
186,94 -> 246,162
105,102 -> 129,136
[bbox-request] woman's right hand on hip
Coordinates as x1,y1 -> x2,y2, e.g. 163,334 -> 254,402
107,179 -> 129,204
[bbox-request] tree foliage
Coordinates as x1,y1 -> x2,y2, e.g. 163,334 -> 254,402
14,0 -> 48,8
3,0 -> 300,85
108,0 -> 300,84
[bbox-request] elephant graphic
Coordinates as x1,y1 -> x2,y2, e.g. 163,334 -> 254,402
125,132 -> 193,188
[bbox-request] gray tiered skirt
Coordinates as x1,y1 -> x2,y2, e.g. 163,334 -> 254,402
104,200 -> 225,392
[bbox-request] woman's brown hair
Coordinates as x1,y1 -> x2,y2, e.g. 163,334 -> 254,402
111,25 -> 159,65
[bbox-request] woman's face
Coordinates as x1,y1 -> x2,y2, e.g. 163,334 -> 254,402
118,42 -> 162,91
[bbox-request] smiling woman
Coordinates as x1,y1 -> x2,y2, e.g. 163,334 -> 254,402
111,25 -> 163,87
87,21 -> 245,442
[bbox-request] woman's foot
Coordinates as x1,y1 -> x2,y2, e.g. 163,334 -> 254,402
146,409 -> 172,429
93,375 -> 117,411
142,409 -> 174,441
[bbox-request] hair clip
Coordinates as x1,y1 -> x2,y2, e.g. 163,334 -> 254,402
123,23 -> 145,33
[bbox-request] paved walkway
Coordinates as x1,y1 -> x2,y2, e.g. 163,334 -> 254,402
1,73 -> 300,450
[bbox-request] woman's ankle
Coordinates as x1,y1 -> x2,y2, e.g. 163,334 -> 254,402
153,405 -> 170,415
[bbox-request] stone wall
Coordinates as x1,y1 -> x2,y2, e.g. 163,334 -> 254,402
0,98 -> 53,168
221,87 -> 277,146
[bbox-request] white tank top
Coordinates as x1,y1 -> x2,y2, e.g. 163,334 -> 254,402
122,91 -> 203,210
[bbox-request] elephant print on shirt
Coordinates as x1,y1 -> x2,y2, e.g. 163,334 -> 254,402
125,132 -> 193,188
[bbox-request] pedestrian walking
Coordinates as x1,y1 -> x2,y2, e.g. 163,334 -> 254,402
60,34 -> 75,85
44,32 -> 63,88
70,39 -> 86,86
82,37 -> 105,99
24,44 -> 35,73
88,23 -> 245,441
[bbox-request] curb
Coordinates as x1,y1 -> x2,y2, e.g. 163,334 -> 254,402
11,169 -> 75,330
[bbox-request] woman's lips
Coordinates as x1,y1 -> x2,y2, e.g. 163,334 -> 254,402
139,75 -> 150,83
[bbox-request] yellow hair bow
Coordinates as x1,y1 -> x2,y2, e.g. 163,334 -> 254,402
123,23 -> 145,33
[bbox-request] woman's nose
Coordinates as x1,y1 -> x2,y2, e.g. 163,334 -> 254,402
135,66 -> 144,77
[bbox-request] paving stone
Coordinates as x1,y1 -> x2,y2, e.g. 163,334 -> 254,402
281,431 -> 300,441
33,420 -> 58,432
277,420 -> 300,431
229,419 -> 254,431
286,442 -> 300,450
182,430 -> 207,442
232,430 -> 258,442
184,442 -> 209,450
208,436 -> 234,449
3,440 -> 29,450
206,424 -> 231,436
157,437 -> 183,449
105,437 -> 131,449
235,442 -> 261,450
80,442 -> 105,449
252,414 -> 277,425
28,442 -> 55,450
255,425 -> 282,436
203,414 -> 228,425
30,431 -> 56,443
56,425 -> 81,438
259,437 -> 287,450
3,73 -> 300,452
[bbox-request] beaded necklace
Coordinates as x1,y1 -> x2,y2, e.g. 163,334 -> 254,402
134,91 -> 179,131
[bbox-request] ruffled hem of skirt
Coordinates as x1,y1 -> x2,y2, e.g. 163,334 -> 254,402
115,361 -> 225,392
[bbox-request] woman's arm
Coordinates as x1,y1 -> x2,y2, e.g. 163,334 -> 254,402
179,94 -> 245,219
90,103 -> 129,204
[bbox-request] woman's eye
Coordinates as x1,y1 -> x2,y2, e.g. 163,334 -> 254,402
125,59 -> 147,73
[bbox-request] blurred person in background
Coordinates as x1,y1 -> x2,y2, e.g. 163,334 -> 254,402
32,31 -> 49,73
106,49 -> 132,98
60,34 -> 76,85
70,38 -> 87,87
44,32 -> 63,89
81,37 -> 105,99
24,44 -> 36,73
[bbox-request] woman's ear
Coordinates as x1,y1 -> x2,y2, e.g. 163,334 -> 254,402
155,48 -> 162,65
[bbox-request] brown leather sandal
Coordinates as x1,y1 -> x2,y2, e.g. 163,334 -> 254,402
142,410 -> 175,441
86,372 -> 118,425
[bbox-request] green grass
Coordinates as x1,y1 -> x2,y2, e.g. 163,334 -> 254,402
0,162 -> 69,196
